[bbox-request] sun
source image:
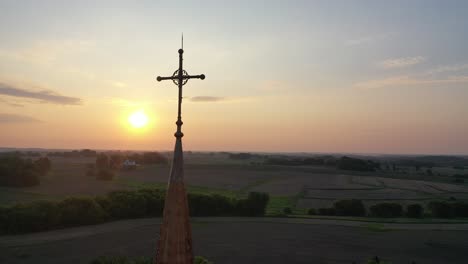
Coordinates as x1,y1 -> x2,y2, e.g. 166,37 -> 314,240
128,110 -> 149,128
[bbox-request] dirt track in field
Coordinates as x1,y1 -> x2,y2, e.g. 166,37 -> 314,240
1,217 -> 468,264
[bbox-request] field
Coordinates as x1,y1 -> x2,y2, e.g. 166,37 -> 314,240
2,153 -> 468,216
1,217 -> 468,264
2,152 -> 468,263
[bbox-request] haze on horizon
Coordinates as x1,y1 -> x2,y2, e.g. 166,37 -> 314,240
1,1 -> 468,155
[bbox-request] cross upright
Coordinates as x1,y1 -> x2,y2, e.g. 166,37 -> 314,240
157,48 -> 205,139
155,46 -> 205,264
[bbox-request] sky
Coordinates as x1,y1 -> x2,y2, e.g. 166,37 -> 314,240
0,0 -> 468,154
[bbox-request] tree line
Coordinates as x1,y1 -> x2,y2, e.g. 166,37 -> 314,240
304,199 -> 468,218
0,190 -> 269,235
0,155 -> 51,187
86,152 -> 169,180
265,156 -> 381,172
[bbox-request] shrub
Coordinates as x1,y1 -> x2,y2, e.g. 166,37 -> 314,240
367,256 -> 390,264
1,200 -> 60,234
189,193 -> 235,216
107,191 -> 147,219
282,207 -> 292,214
94,196 -> 112,220
236,192 -> 269,216
90,256 -> 150,264
195,256 -> 213,264
370,203 -> 403,218
307,208 -> 316,215
59,197 -> 105,227
453,178 -> 464,184
318,208 -> 335,215
0,188 -> 270,234
429,201 -> 452,218
333,199 -> 366,216
137,189 -> 165,216
406,204 -> 424,218
452,202 -> 468,217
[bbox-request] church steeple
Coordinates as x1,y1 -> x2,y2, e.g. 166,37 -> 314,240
155,45 -> 205,264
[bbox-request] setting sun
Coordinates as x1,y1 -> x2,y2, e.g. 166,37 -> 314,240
128,110 -> 149,128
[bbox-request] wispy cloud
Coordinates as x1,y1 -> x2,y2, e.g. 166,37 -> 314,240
379,56 -> 426,69
0,82 -> 82,105
0,113 -> 41,123
0,97 -> 23,107
354,75 -> 468,90
189,96 -> 226,102
345,32 -> 396,46
425,63 -> 468,75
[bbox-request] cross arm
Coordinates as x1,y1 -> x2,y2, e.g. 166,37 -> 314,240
156,76 -> 177,82
156,74 -> 205,82
184,74 -> 205,80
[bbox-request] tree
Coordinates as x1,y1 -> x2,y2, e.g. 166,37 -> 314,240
34,157 -> 51,176
406,204 -> 423,218
337,156 -> 380,172
95,154 -> 115,181
96,154 -> 109,170
452,202 -> 468,217
370,203 -> 403,218
334,199 -> 366,216
428,201 -> 452,218
109,154 -> 122,169
0,156 -> 40,187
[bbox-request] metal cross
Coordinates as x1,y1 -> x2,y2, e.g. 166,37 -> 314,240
157,48 -> 205,138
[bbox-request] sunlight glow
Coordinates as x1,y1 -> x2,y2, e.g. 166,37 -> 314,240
128,110 -> 149,128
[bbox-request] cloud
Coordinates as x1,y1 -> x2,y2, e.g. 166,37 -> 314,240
0,97 -> 23,107
0,113 -> 41,123
354,75 -> 468,90
0,82 -> 82,105
425,63 -> 468,75
345,32 -> 396,46
378,56 -> 425,69
189,96 -> 226,102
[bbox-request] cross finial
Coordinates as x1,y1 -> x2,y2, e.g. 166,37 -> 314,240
156,45 -> 205,138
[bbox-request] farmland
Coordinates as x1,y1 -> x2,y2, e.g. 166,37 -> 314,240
1,151 -> 468,263
2,152 -> 468,216
1,217 -> 468,264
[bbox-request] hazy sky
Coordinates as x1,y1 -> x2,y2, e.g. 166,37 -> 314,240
1,0 -> 468,154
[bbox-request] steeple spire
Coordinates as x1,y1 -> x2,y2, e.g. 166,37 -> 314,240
155,42 -> 205,264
